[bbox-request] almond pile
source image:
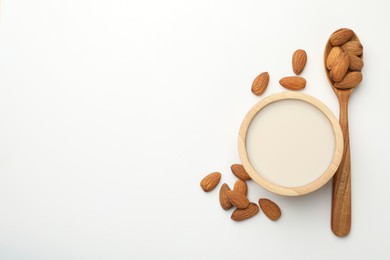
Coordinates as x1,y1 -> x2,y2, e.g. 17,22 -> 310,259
251,49 -> 308,96
279,49 -> 307,90
326,28 -> 363,89
200,164 -> 281,222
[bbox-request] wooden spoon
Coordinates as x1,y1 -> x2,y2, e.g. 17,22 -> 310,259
324,30 -> 363,237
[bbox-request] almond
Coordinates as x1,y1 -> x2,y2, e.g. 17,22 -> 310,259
329,28 -> 354,46
329,52 -> 349,82
219,183 -> 233,210
226,190 -> 250,209
200,172 -> 221,192
292,49 -> 307,75
231,203 -> 259,221
334,71 -> 363,89
251,72 -> 269,96
233,180 -> 248,196
279,76 -> 306,90
231,164 -> 251,181
342,41 -> 363,56
259,198 -> 281,221
326,47 -> 343,70
349,54 -> 364,71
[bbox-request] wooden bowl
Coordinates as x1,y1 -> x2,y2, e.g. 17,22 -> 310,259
238,92 -> 343,196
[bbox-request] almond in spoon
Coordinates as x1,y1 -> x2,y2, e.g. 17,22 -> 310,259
342,41 -> 363,56
349,54 -> 364,71
329,52 -> 349,82
326,47 -> 343,70
334,71 -> 363,89
330,28 -> 354,46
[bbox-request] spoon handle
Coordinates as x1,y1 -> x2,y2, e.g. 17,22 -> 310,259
331,91 -> 352,237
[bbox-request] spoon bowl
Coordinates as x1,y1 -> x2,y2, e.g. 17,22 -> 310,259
324,32 -> 362,93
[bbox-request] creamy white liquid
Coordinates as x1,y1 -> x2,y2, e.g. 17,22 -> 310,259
246,99 -> 335,188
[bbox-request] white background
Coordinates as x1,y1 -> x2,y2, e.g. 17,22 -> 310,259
1,0 -> 390,259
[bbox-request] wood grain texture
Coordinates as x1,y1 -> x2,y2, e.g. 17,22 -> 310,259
331,91 -> 352,236
324,30 -> 362,237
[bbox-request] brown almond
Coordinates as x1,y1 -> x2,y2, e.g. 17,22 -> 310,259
251,72 -> 269,96
292,49 -> 307,75
334,71 -> 363,89
259,198 -> 281,221
342,41 -> 363,56
200,172 -> 221,192
231,203 -> 259,221
326,47 -> 343,70
329,28 -> 354,46
329,52 -> 350,82
219,183 -> 233,210
349,54 -> 364,71
233,180 -> 248,196
279,76 -> 306,90
231,164 -> 251,181
225,190 -> 250,209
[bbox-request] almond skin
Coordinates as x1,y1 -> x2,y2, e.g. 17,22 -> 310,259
292,49 -> 307,75
326,47 -> 343,70
226,190 -> 250,209
330,28 -> 354,46
231,164 -> 251,181
334,71 -> 363,89
231,203 -> 259,221
233,180 -> 248,196
219,183 -> 233,210
329,52 -> 350,82
251,72 -> 269,96
342,41 -> 363,56
279,76 -> 306,90
259,198 -> 281,221
200,172 -> 221,192
349,54 -> 364,71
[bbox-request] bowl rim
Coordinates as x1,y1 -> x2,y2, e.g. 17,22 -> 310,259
238,92 -> 344,196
